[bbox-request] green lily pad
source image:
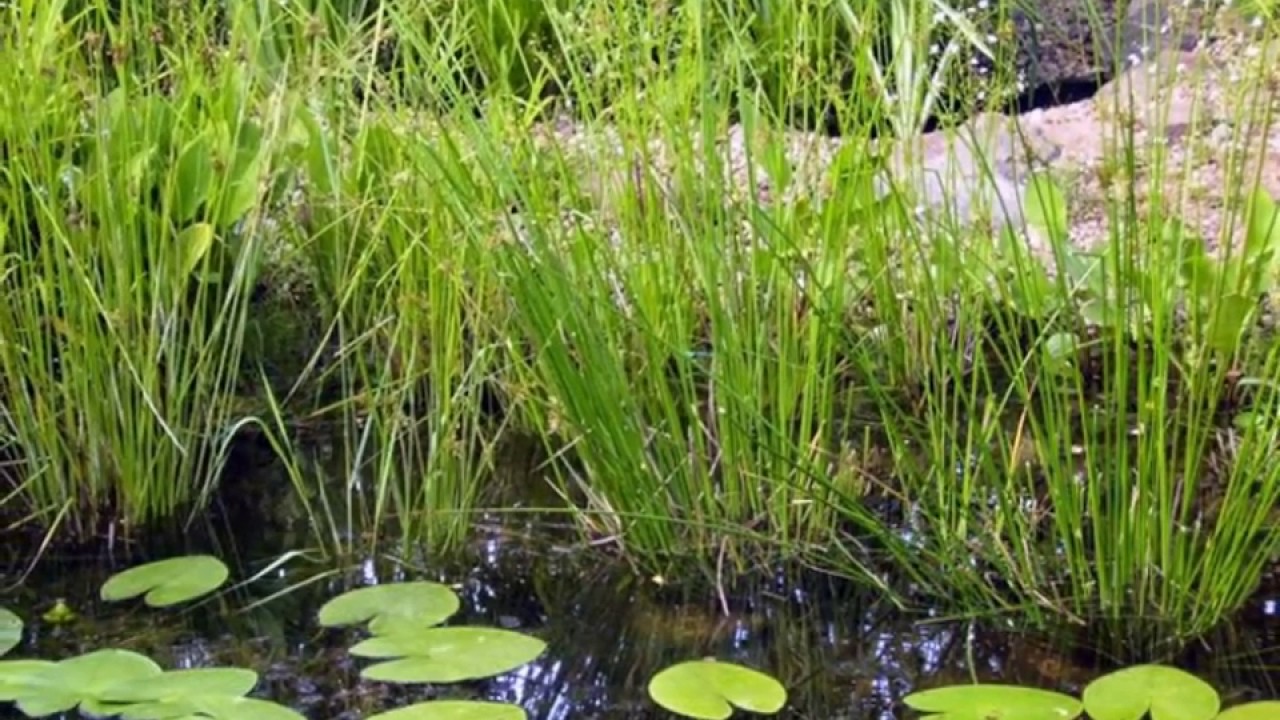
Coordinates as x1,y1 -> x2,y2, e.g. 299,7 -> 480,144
0,660 -> 54,701
84,667 -> 259,716
0,608 -> 21,657
1082,665 -> 1219,720
647,660 -> 787,720
12,649 -> 162,716
318,581 -> 461,634
138,695 -> 306,720
365,700 -> 528,720
100,555 -> 230,607
349,627 -> 546,684
904,684 -> 1083,720
1216,701 -> 1280,720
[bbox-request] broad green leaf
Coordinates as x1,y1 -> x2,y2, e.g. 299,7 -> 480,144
1041,332 -> 1079,374
365,700 -> 528,720
1244,188 -> 1280,264
101,667 -> 257,702
0,660 -> 54,701
100,555 -> 230,607
1216,701 -> 1280,720
350,627 -> 546,684
318,581 -> 460,634
0,608 -> 20,657
904,684 -> 1083,720
14,649 -> 162,716
1206,292 -> 1256,353
1083,665 -> 1219,720
1024,172 -> 1068,239
175,223 -> 217,282
173,135 -> 214,222
648,660 -> 787,720
217,122 -> 266,226
154,695 -> 305,720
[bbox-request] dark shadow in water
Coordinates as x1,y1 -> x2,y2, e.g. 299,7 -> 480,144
2,516 -> 1278,720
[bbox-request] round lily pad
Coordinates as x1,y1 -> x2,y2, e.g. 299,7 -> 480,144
318,581 -> 461,635
0,660 -> 54,701
1216,701 -> 1280,720
1083,665 -> 1220,720
647,660 -> 787,720
366,700 -> 528,720
150,695 -> 306,720
904,684 -> 1083,720
349,626 -> 546,684
84,666 -> 260,716
13,649 -> 162,716
100,555 -> 230,607
0,608 -> 21,657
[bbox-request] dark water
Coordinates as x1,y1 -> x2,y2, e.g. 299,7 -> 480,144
2,515 -> 1278,720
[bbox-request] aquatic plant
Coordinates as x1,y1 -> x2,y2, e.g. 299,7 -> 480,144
648,659 -> 788,720
908,663 -> 1280,720
0,609 -> 19,658
99,555 -> 230,608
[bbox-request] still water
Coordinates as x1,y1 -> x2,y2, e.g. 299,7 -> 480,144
2,511 -> 1277,720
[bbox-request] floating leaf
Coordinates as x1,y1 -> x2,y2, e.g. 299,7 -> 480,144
350,627 -> 546,684
0,660 -> 54,701
101,555 -> 230,607
365,700 -> 528,720
648,660 -> 787,720
1082,665 -> 1219,720
1216,701 -> 1280,720
318,581 -> 460,634
85,667 -> 258,716
141,694 -> 306,720
904,684 -> 1083,720
13,649 -> 162,716
0,608 -> 20,657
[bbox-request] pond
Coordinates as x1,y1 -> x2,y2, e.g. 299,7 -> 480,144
2,504 -> 1277,720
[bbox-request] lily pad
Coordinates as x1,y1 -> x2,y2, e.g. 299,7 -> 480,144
647,660 -> 787,720
904,684 -> 1083,720
0,608 -> 21,657
349,627 -> 546,684
1082,665 -> 1220,720
11,649 -> 162,716
134,694 -> 306,720
84,667 -> 259,716
0,660 -> 54,701
366,700 -> 528,720
1216,701 -> 1280,720
318,581 -> 461,635
100,555 -> 230,607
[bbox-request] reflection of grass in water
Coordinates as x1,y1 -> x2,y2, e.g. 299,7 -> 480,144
2,0 -> 1279,647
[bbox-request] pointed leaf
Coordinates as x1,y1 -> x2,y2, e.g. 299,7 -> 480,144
1024,172 -> 1068,239
1206,293 -> 1255,353
100,555 -> 229,607
1083,665 -> 1219,720
366,701 -> 528,720
904,684 -> 1083,720
648,660 -> 787,720
175,223 -> 217,282
173,135 -> 214,222
0,608 -> 21,657
350,627 -> 546,684
318,582 -> 460,634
